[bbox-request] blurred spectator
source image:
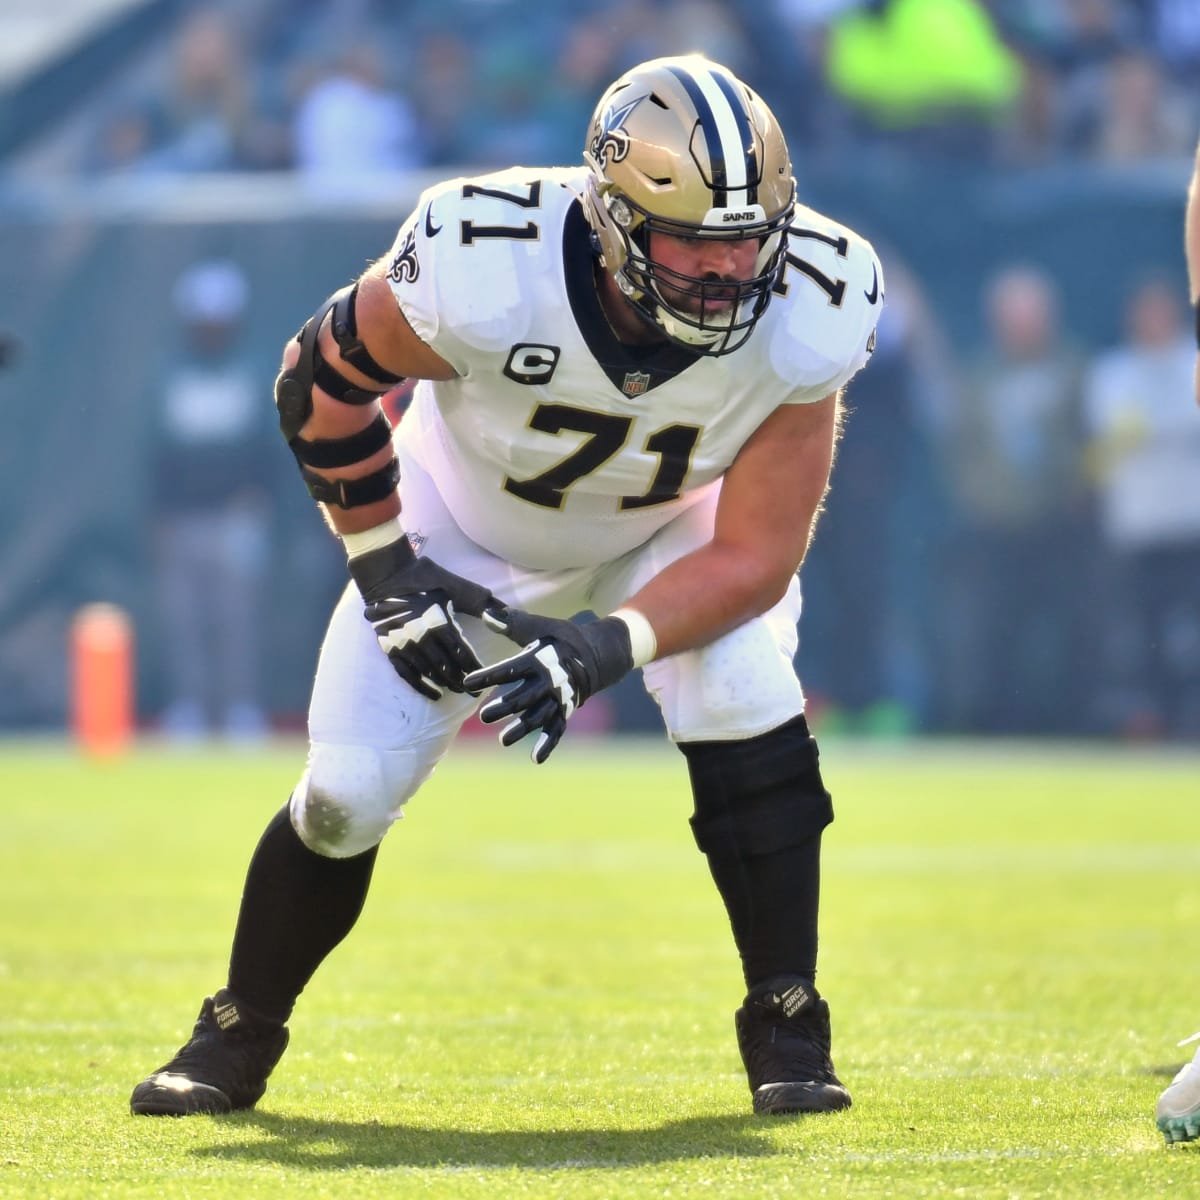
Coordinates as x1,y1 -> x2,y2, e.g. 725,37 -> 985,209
658,0 -> 754,74
6,0 -> 1200,749
1092,50 -> 1193,162
759,0 -> 865,153
141,8 -> 255,172
468,46 -> 565,167
933,264 -> 1094,734
991,0 -> 1108,163
65,0 -> 1200,181
461,0 -> 691,168
537,16 -> 624,165
407,31 -> 477,166
820,0 -> 1023,157
1138,0 -> 1200,87
1055,0 -> 1136,147
801,252 -> 955,735
85,103 -> 159,174
149,260 -> 275,741
290,41 -> 424,186
1083,275 -> 1200,737
85,7 -> 289,174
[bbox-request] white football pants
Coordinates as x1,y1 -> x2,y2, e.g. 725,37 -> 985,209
291,445 -> 805,857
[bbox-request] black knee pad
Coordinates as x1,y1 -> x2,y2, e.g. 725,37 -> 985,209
679,714 -> 833,857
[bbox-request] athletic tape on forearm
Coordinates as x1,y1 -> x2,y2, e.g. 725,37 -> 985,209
610,607 -> 658,668
341,516 -> 407,560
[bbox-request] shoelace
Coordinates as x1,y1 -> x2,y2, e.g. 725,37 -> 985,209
743,1012 -> 835,1083
1178,1032 -> 1200,1049
773,1023 -> 834,1077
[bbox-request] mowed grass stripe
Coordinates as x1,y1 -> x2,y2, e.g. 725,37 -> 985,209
0,737 -> 1197,1199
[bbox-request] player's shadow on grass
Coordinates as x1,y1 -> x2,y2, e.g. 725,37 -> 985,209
191,1111 -> 803,1170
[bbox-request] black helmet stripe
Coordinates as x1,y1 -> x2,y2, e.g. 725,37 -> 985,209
710,71 -> 758,205
666,62 -> 755,208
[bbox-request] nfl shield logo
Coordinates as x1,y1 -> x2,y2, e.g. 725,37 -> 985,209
621,370 -> 651,397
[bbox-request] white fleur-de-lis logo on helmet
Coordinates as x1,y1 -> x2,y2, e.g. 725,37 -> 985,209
590,95 -> 642,169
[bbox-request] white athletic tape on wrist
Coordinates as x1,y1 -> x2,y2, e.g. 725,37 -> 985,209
342,516 -> 407,560
610,608 -> 657,668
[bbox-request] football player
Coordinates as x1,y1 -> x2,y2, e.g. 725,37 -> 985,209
1156,135 -> 1200,1145
130,54 -> 882,1119
1158,1034 -> 1200,1143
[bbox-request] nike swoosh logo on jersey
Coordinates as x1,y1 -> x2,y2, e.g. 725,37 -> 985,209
864,263 -> 879,305
424,204 -> 442,238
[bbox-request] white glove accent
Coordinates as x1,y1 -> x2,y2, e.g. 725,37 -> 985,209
538,644 -> 577,719
492,644 -> 577,761
379,603 -> 452,652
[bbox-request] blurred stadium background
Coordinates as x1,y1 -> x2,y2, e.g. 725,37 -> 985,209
1,0 -> 1198,746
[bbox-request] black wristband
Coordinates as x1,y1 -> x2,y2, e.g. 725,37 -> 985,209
1194,299 -> 1200,349
583,616 -> 635,695
346,535 -> 415,601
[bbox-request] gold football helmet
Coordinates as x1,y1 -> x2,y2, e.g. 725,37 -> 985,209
583,54 -> 795,356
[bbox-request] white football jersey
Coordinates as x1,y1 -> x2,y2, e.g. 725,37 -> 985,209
385,166 -> 881,570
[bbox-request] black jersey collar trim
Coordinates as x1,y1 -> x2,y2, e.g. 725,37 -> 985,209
562,199 -> 700,394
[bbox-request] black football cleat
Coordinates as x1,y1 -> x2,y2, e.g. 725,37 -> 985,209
129,988 -> 289,1116
735,976 -> 852,1116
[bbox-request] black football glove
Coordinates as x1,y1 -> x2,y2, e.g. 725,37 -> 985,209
464,608 -> 634,763
350,536 -> 503,701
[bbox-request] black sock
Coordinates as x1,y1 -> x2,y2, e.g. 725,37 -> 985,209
680,717 -> 832,994
702,832 -> 822,989
226,802 -> 378,1022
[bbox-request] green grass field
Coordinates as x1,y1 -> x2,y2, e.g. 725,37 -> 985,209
1,734 -> 1198,1198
